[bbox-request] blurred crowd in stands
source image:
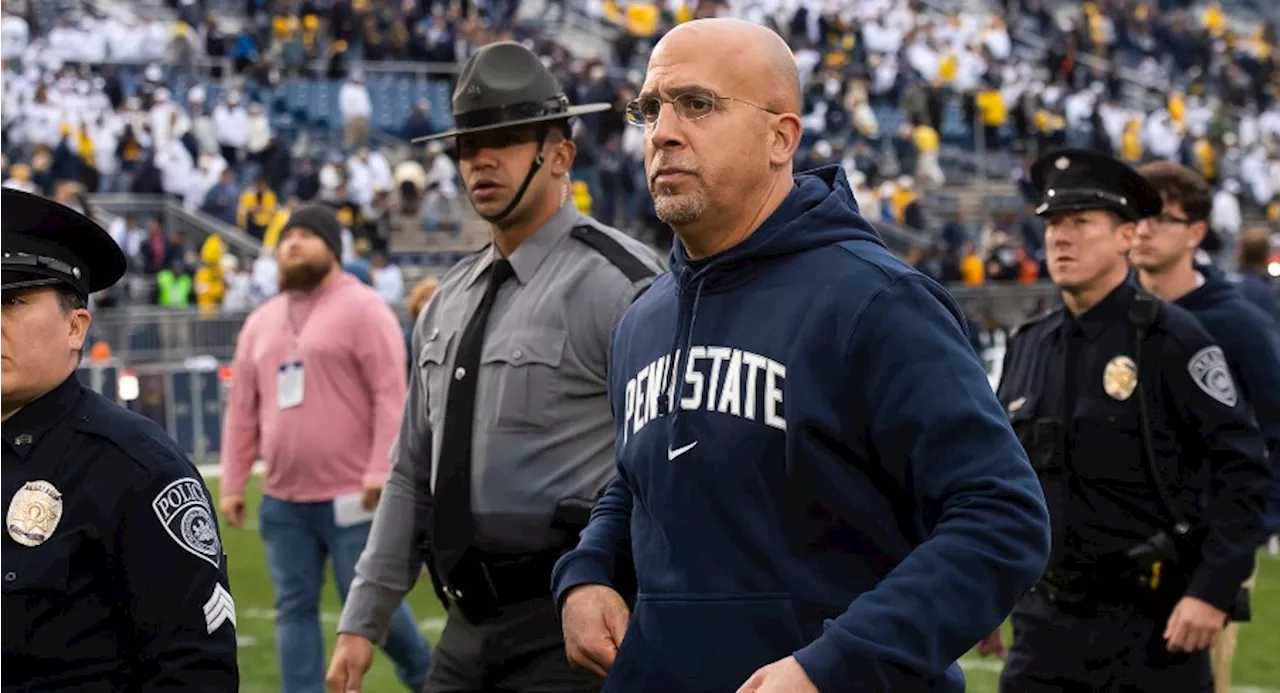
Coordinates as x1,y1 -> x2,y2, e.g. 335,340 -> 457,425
2,0 -> 1278,319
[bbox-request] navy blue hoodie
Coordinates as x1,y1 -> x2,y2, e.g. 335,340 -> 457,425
552,167 -> 1051,693
1178,266 -> 1280,534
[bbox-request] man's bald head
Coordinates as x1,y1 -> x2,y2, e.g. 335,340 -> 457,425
650,18 -> 802,114
639,17 -> 805,255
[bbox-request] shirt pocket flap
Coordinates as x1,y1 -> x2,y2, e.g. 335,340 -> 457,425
3,539 -> 73,594
418,328 -> 452,367
482,326 -> 566,368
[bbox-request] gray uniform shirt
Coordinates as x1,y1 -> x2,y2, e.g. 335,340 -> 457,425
339,203 -> 664,641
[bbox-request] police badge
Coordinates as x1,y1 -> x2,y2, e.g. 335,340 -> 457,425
1103,355 -> 1138,401
152,478 -> 222,568
6,480 -> 64,547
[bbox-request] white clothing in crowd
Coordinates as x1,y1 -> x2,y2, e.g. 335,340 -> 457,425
372,264 -> 405,304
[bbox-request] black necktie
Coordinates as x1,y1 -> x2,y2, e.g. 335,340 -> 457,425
433,258 -> 514,579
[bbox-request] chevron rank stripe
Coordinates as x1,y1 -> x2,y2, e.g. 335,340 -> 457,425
203,583 -> 237,634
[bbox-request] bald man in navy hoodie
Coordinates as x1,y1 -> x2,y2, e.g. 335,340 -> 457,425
1133,162 -> 1280,693
552,18 -> 1051,693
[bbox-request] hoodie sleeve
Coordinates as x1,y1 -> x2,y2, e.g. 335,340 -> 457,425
551,471 -> 635,609
793,274 -> 1050,691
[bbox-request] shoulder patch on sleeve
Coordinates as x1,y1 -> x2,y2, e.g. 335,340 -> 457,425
203,583 -> 237,634
1187,345 -> 1238,407
152,478 -> 222,569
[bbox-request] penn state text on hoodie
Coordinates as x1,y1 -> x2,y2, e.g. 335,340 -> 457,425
1180,266 -> 1280,533
551,167 -> 1051,693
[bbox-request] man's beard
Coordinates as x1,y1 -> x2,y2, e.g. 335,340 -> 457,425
654,192 -> 707,226
278,257 -> 334,292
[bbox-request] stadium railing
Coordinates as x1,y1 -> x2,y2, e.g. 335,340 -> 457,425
87,282 -> 1062,366
88,193 -> 264,259
77,282 -> 1059,462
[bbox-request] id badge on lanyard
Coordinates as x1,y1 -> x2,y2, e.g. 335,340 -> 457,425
278,298 -> 311,410
277,360 -> 305,409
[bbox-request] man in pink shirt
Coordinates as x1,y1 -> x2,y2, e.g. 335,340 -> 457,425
219,204 -> 432,693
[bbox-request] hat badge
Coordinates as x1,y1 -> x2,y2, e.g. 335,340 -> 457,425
1054,156 -> 1071,171
6,480 -> 64,547
465,84 -> 483,100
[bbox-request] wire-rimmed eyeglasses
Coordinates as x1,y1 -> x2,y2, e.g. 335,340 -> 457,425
624,91 -> 779,127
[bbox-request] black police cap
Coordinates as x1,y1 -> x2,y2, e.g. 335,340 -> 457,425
1,188 -> 127,297
1029,148 -> 1163,223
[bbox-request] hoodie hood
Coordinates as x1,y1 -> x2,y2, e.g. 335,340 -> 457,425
1180,263 -> 1239,311
657,165 -> 886,446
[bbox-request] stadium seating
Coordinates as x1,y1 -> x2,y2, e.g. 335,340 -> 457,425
116,66 -> 458,137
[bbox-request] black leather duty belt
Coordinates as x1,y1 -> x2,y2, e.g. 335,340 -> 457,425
436,547 -> 567,623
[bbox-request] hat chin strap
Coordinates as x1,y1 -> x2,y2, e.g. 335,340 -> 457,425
482,125 -> 551,225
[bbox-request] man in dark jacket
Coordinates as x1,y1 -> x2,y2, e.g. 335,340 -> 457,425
553,18 -> 1051,693
1133,161 -> 1280,693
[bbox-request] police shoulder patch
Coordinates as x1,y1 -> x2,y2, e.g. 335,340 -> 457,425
152,477 -> 222,569
1187,345 -> 1237,407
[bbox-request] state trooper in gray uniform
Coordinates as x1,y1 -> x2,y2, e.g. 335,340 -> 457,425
327,41 -> 664,693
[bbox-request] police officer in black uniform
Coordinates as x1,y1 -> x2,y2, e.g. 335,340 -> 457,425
986,150 -> 1271,692
2,188 -> 239,692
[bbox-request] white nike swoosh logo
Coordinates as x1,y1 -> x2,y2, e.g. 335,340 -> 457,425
667,441 -> 698,460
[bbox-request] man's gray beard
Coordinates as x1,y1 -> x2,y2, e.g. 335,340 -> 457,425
654,193 -> 707,226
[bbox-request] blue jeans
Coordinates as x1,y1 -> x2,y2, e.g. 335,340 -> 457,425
260,496 -> 432,693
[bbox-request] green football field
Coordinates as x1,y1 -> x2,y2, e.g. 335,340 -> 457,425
213,475 -> 1280,692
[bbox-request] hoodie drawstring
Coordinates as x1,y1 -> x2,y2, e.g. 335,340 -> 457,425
659,272 -> 706,444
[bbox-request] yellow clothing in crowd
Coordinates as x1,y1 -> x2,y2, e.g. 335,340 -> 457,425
1034,110 -> 1066,137
960,252 -> 985,287
625,1 -> 659,37
237,189 -> 279,230
937,54 -> 958,84
976,89 -> 1008,127
913,124 -> 940,154
1121,120 -> 1143,163
262,208 -> 292,251
1193,138 -> 1217,181
573,181 -> 592,216
1169,92 -> 1186,129
891,188 -> 916,225
1203,2 -> 1226,37
77,126 -> 94,169
194,235 -> 227,313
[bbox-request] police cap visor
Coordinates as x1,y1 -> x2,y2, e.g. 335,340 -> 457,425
1030,149 -> 1163,223
1,188 -> 127,296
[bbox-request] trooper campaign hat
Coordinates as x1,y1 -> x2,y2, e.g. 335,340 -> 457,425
1030,148 -> 1164,223
413,41 -> 612,143
2,188 -> 127,297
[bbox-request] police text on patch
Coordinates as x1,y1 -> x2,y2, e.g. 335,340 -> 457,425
152,478 -> 223,569
1187,346 -> 1238,408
